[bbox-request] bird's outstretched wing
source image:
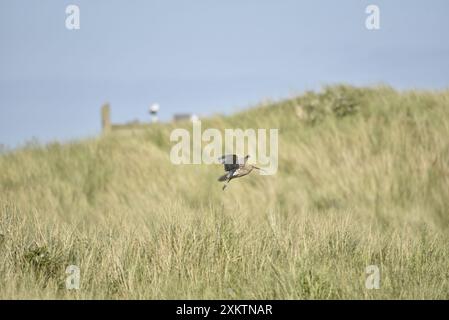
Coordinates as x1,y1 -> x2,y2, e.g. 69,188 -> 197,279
218,154 -> 240,172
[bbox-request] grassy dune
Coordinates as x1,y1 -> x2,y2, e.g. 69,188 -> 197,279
1,85 -> 449,299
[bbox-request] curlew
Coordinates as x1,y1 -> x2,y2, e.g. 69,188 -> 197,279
217,154 -> 262,190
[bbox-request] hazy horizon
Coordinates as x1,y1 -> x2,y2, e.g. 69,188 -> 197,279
1,0 -> 449,147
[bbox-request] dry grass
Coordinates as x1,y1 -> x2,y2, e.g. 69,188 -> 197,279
1,85 -> 449,299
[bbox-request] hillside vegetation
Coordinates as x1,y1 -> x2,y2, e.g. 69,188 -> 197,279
1,85 -> 449,299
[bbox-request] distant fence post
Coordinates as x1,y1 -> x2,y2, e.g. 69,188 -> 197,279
101,103 -> 111,134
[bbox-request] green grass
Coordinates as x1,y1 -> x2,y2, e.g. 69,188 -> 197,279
1,85 -> 449,299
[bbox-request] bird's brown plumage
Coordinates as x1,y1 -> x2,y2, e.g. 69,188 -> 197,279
218,154 -> 261,190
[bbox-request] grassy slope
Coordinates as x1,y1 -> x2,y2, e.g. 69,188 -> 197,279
0,85 -> 449,299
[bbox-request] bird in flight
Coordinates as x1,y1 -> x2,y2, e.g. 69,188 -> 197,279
217,154 -> 263,190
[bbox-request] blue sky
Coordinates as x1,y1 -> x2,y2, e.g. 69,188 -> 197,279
1,0 -> 448,147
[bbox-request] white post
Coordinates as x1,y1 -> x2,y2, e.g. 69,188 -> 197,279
149,103 -> 160,123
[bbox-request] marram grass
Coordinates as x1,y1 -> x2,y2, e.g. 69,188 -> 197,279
1,85 -> 449,299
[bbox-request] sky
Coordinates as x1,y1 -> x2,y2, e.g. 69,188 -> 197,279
1,0 -> 448,148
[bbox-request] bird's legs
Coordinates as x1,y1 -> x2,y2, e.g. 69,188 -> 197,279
222,170 -> 235,190
222,176 -> 231,190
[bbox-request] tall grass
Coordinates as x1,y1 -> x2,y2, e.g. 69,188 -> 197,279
1,85 -> 448,299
